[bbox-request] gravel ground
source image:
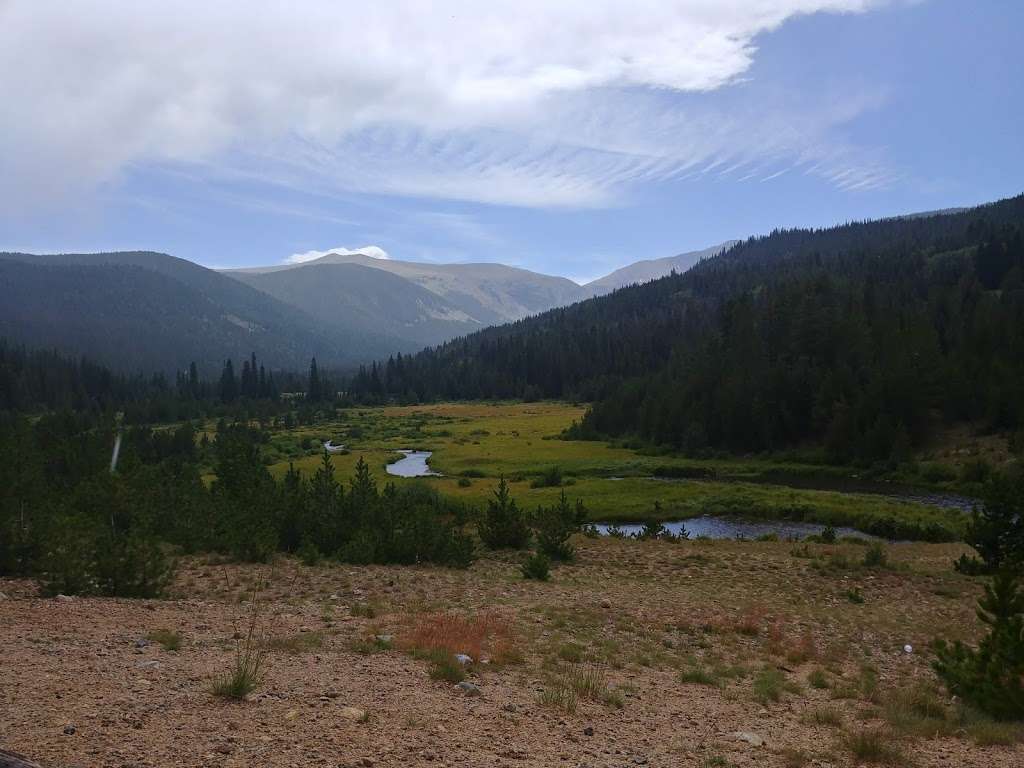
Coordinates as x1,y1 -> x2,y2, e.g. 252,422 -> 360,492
2,537 -> 1021,767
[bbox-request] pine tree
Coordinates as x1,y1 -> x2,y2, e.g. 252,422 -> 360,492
219,359 -> 238,403
188,362 -> 199,399
479,477 -> 530,550
933,569 -> 1024,720
308,357 -> 322,402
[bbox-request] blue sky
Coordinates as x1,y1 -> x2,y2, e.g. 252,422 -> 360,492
1,1 -> 1021,283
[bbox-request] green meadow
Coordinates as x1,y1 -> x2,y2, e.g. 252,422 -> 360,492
250,402 -> 965,541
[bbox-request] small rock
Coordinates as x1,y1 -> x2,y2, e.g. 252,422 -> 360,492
340,706 -> 367,721
134,638 -> 149,649
63,724 -> 76,735
214,743 -> 233,755
324,689 -> 340,699
502,703 -> 517,713
358,759 -> 374,767
454,653 -> 473,666
456,681 -> 481,696
903,644 -> 914,654
135,660 -> 160,670
55,594 -> 74,602
600,599 -> 611,609
284,709 -> 300,721
732,731 -> 766,747
583,726 -> 594,737
0,591 -> 9,600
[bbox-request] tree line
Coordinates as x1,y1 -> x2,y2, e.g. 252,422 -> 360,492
0,341 -> 341,424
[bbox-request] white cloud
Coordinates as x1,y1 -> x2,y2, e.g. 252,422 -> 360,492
0,1 -> 896,212
286,245 -> 390,264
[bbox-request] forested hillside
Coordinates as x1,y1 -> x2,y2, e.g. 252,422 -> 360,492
350,195 -> 1024,462
0,251 -> 394,374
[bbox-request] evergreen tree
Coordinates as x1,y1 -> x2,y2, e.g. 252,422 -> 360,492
219,359 -> 238,403
308,357 -> 322,402
933,569 -> 1024,720
531,490 -> 582,561
478,477 -> 530,550
955,473 -> 1024,575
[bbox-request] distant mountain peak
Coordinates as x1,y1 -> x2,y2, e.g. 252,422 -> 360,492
584,240 -> 738,296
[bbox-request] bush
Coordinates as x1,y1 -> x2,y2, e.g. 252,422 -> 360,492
933,569 -> 1024,720
960,458 -> 993,484
147,629 -> 182,651
478,477 -> 531,550
530,465 -> 563,488
297,538 -> 321,566
531,491 -> 583,561
820,525 -> 837,544
635,520 -> 667,540
843,728 -> 905,765
955,473 -> 1024,575
862,543 -> 888,568
521,552 -> 551,581
457,477 -> 472,488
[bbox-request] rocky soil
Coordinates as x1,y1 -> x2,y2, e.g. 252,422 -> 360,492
2,537 -> 1021,767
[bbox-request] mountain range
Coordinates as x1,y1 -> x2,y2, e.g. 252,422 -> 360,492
0,243 -> 733,374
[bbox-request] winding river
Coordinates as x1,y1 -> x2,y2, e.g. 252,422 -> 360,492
386,450 -> 441,477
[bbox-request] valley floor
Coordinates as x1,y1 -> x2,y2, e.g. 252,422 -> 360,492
2,537 -> 1021,768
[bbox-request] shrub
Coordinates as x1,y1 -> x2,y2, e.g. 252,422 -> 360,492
605,524 -> 626,538
147,629 -> 182,651
862,543 -> 888,568
531,491 -> 583,561
820,525 -> 837,544
955,473 -> 1024,575
807,668 -> 829,689
933,569 -> 1024,720
457,477 -> 472,488
478,477 -> 531,550
845,587 -> 865,604
521,551 -> 551,581
297,538 -> 321,566
530,465 -> 563,488
635,519 -> 667,540
843,729 -> 905,765
960,458 -> 993,484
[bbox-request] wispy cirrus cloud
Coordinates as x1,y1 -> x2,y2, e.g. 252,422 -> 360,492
0,0 -> 901,214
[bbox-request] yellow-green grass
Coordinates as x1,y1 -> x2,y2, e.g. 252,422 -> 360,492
253,402 -> 963,539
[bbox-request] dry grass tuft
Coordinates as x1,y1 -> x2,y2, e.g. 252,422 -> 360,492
400,610 -> 521,666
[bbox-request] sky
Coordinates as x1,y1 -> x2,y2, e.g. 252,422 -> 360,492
1,1 -> 1021,283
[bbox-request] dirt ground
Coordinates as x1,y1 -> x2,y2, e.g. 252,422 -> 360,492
2,537 -> 1021,768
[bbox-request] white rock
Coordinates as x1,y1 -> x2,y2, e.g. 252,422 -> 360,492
732,731 -> 766,747
454,653 -> 473,666
903,644 -> 913,654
